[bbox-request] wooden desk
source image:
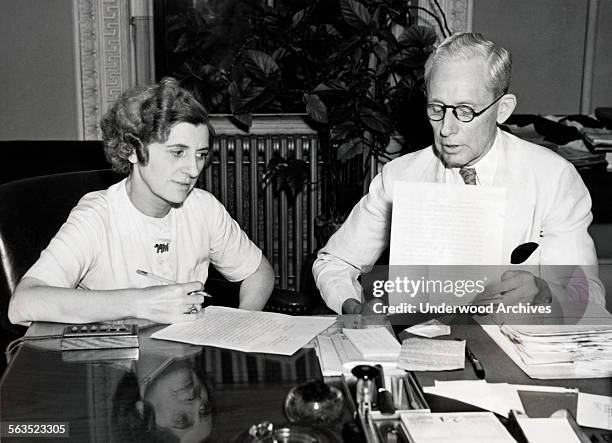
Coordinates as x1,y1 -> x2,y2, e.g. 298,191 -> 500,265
2,318 -> 611,441
0,325 -> 342,442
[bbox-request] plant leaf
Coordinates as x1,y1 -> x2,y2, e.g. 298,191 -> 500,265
314,80 -> 348,93
371,37 -> 388,62
398,25 -> 437,48
292,9 -> 306,27
242,50 -> 280,83
360,106 -> 393,134
337,138 -> 364,160
304,94 -> 328,123
231,113 -> 253,130
340,0 -> 372,31
331,121 -> 356,140
322,24 -> 342,38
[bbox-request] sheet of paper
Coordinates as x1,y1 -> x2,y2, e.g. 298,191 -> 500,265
314,335 -> 343,376
342,327 -> 401,359
389,181 -> 506,265
577,392 -> 612,431
424,380 -> 524,418
404,319 -> 451,338
151,306 -> 336,355
397,338 -> 465,371
515,416 -> 581,443
399,411 -> 515,443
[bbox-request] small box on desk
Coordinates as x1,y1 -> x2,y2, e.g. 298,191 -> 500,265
60,323 -> 139,351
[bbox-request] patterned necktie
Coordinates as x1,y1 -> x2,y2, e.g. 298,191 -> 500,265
459,167 -> 478,185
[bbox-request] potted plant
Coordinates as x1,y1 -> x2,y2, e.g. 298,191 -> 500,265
166,0 -> 446,217
161,0 -> 447,293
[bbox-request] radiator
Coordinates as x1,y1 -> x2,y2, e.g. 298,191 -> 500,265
199,115 -> 319,291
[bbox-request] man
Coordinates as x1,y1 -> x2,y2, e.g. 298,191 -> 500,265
9,77 -> 275,325
313,33 -> 604,314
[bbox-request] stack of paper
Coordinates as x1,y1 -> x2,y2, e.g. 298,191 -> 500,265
342,327 -> 401,359
500,323 -> 612,366
314,329 -> 404,376
583,128 -> 612,152
479,314 -> 612,379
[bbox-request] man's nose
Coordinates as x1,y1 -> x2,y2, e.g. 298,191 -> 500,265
439,108 -> 458,137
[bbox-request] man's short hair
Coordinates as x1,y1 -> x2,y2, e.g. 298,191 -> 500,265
424,32 -> 512,98
100,77 -> 213,175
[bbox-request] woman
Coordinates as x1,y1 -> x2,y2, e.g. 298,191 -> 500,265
9,78 -> 274,325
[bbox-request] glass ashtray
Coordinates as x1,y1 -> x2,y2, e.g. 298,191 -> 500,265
235,421 -> 340,443
284,380 -> 345,426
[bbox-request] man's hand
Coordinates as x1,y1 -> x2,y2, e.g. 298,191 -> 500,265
479,270 -> 552,305
341,298 -> 379,315
136,281 -> 206,323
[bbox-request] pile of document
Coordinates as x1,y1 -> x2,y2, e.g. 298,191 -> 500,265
482,319 -> 612,379
500,323 -> 612,366
582,128 -> 612,152
314,327 -> 404,376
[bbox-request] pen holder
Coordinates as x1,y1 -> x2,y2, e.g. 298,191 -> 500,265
344,370 -> 430,443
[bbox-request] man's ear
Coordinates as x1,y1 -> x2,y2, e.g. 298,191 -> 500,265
496,94 -> 517,124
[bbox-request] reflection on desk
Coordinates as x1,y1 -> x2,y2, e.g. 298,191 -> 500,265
0,325 -> 334,443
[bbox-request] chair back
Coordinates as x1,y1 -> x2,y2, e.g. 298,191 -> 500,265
0,169 -> 121,336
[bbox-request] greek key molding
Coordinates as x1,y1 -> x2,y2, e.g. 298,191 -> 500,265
75,0 -> 133,140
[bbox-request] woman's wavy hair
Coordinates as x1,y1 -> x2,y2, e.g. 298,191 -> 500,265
100,77 -> 213,175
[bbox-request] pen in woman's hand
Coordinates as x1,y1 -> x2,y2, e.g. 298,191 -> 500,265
136,269 -> 212,297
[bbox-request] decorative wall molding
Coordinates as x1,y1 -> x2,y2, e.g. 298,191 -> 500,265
418,0 -> 473,38
74,0 -> 133,140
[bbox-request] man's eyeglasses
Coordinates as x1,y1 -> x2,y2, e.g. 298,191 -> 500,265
426,93 -> 505,123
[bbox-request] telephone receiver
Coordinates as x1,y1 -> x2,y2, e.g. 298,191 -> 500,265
510,242 -> 539,264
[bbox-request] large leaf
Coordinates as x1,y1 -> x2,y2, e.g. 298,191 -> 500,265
188,64 -> 228,111
231,84 -> 277,115
231,113 -> 253,131
398,25 -> 437,48
331,121 -> 357,140
304,94 -> 328,123
322,24 -> 342,38
337,138 -> 364,161
262,153 -> 310,203
340,0 -> 372,32
292,8 -> 307,27
371,36 -> 389,62
393,47 -> 431,69
313,80 -> 348,93
360,106 -> 393,134
242,50 -> 280,83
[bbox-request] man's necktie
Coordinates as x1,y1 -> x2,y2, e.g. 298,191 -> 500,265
459,167 -> 478,185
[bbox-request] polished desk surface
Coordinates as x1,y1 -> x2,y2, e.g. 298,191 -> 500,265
0,324 -> 339,442
2,317 -> 612,442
